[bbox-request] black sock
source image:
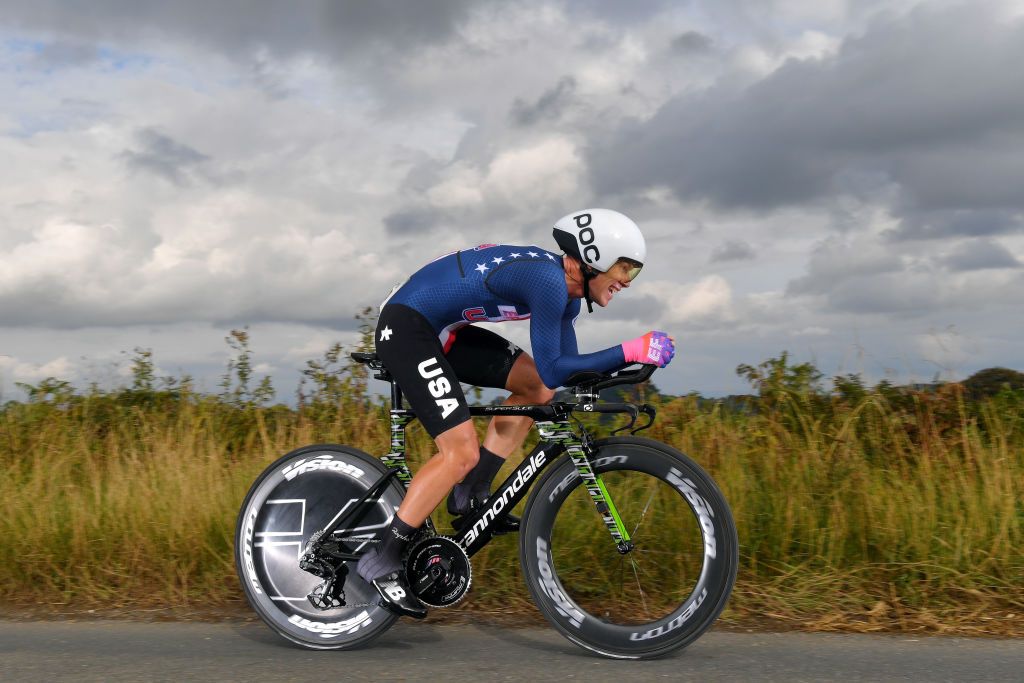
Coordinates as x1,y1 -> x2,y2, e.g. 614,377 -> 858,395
358,515 -> 420,581
450,446 -> 505,513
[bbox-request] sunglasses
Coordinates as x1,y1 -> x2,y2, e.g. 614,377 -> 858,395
614,257 -> 644,282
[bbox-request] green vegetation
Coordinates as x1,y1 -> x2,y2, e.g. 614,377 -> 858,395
1,334 -> 1021,634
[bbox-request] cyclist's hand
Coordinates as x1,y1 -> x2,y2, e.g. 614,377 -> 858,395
622,331 -> 675,368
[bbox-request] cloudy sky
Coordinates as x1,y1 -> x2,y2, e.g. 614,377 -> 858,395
1,0 -> 1022,401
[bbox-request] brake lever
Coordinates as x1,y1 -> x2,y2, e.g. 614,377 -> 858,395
631,404 -> 657,434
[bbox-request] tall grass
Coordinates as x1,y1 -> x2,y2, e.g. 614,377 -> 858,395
660,389 -> 1024,632
1,355 -> 1021,633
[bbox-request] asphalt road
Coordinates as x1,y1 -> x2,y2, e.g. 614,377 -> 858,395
1,619 -> 1021,682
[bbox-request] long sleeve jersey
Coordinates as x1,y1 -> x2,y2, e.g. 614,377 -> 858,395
384,243 -> 626,388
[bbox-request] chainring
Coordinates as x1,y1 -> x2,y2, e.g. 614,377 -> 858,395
405,536 -> 472,608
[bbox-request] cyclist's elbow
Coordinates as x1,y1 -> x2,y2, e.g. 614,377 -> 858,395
537,365 -> 562,392
528,383 -> 556,405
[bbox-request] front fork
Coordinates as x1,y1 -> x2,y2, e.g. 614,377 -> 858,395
537,420 -> 634,554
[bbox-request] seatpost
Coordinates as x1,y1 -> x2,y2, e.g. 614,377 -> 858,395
390,380 -> 403,410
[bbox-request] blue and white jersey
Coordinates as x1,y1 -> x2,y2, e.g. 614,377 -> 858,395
384,243 -> 626,388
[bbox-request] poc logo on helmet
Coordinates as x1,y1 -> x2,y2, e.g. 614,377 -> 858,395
573,213 -> 600,265
418,357 -> 460,419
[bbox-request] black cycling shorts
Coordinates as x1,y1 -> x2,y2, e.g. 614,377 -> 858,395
375,304 -> 525,439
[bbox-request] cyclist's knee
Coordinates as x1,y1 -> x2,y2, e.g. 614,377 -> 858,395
532,384 -> 557,405
516,377 -> 555,405
444,444 -> 479,479
435,422 -> 479,477
507,354 -> 556,404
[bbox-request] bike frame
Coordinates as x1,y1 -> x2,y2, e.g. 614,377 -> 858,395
323,377 -> 636,559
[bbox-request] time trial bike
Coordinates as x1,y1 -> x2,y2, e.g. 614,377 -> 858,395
235,353 -> 737,659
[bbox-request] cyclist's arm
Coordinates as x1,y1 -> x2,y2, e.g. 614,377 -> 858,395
488,261 -> 625,388
531,290 -> 626,388
560,298 -> 580,356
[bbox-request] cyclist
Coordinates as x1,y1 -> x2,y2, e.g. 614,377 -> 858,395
358,208 -> 676,617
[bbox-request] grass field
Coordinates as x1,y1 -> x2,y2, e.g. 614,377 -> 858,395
1,348 -> 1021,635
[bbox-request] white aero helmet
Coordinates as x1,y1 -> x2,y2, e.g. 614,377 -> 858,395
552,208 -> 646,311
553,208 -> 646,274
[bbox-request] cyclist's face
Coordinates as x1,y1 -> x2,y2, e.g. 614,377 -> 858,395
590,260 -> 638,307
609,258 -> 642,282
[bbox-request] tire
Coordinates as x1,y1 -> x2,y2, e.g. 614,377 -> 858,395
520,436 -> 738,659
234,444 -> 406,650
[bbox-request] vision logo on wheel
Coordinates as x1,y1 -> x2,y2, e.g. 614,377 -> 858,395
242,507 -> 262,594
282,455 -> 365,481
536,537 -> 585,629
288,612 -> 374,638
629,587 -> 707,641
667,468 -> 717,560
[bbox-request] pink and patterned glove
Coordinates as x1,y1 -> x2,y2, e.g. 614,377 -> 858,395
622,331 -> 676,367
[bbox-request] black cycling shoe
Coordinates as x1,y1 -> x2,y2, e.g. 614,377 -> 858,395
368,571 -> 428,619
447,493 -> 521,535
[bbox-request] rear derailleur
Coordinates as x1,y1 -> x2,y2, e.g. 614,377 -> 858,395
299,529 -> 367,610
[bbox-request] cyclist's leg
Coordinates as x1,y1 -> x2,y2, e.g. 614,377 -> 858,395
445,327 -> 554,520
358,423 -> 478,617
373,305 -> 479,529
360,304 -> 479,615
360,422 -> 477,583
395,420 -> 478,525
482,351 -> 556,457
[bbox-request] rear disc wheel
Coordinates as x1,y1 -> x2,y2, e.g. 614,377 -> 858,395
235,444 -> 405,650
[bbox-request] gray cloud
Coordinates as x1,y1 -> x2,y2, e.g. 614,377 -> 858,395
785,232 -> 1023,318
30,40 -> 100,68
383,206 -> 444,236
589,4 -> 1024,241
510,77 -> 577,127
823,273 -> 944,316
565,0 -> 674,24
887,209 -> 1024,241
3,0 -> 1024,401
787,237 -> 903,297
1,1 -> 480,64
120,129 -> 210,185
671,31 -> 713,54
587,293 -> 663,324
710,239 -> 755,262
942,239 -> 1021,272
